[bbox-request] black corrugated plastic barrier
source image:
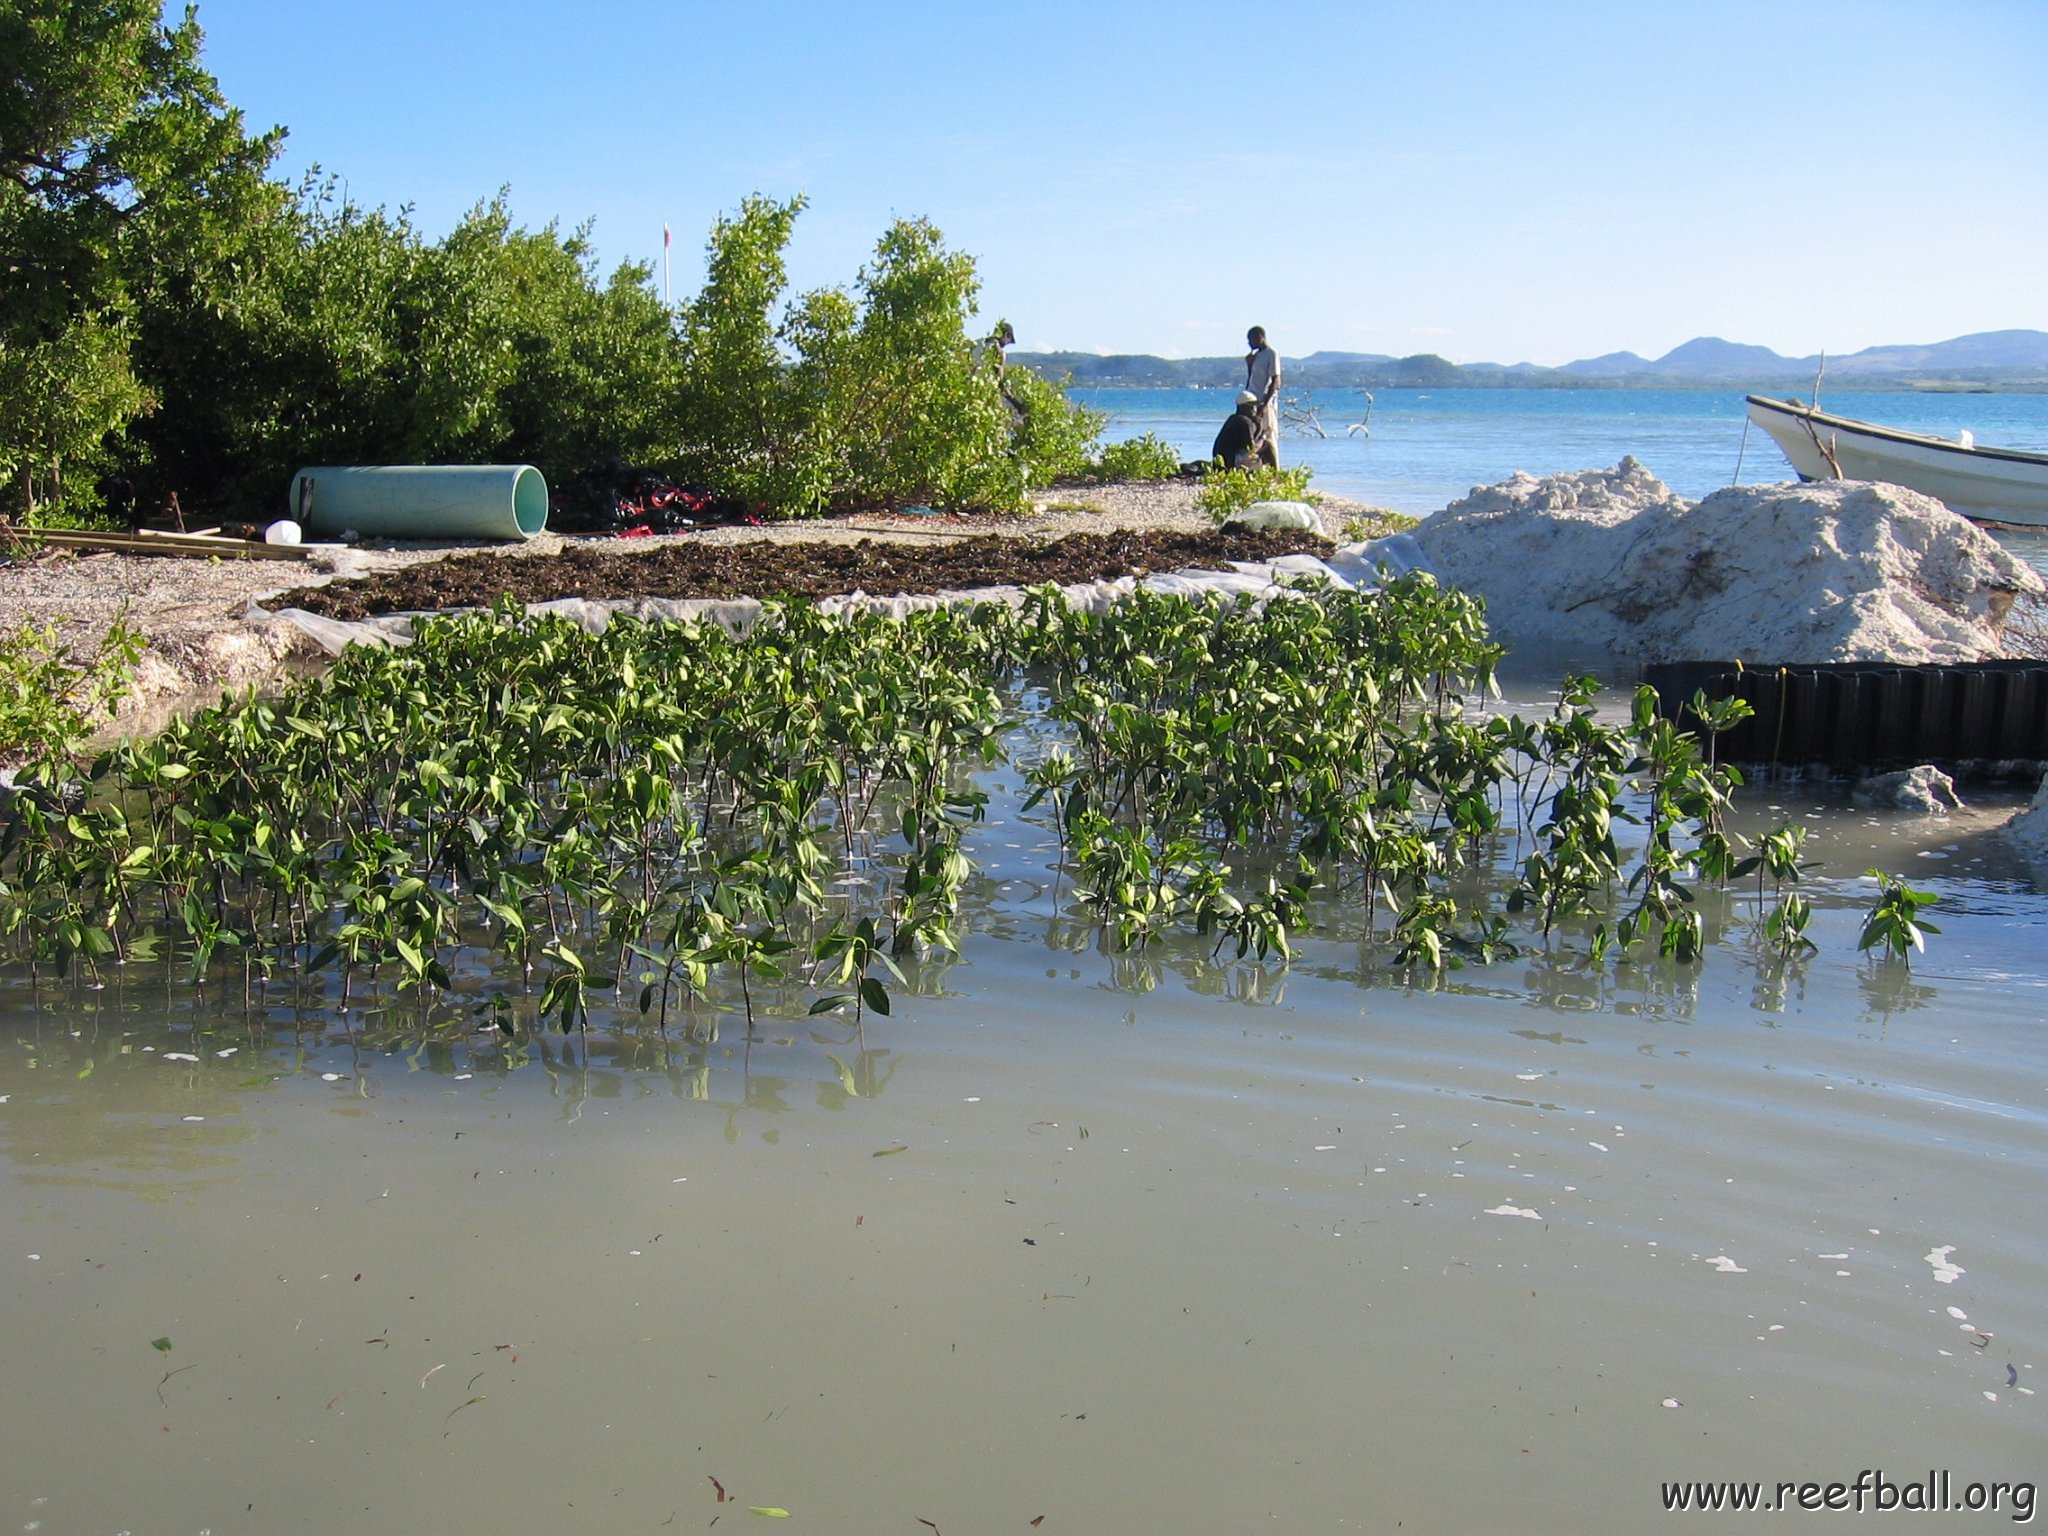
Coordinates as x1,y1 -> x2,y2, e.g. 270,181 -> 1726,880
1639,660 -> 2048,776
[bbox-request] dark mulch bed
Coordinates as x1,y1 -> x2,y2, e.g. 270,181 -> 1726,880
266,527 -> 1333,621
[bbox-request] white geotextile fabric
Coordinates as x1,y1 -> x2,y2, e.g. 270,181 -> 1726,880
252,544 -> 1420,656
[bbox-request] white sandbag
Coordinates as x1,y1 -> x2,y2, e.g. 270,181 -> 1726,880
1225,500 -> 1323,532
1852,765 -> 1962,813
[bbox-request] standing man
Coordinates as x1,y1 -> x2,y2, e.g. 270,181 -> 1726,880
1245,326 -> 1282,467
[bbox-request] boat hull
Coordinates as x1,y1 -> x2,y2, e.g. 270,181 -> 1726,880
1744,395 -> 2048,527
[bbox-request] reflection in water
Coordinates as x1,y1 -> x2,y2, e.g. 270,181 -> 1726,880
0,1026 -> 261,1193
1519,949 -> 1612,1014
1510,1026 -> 1590,1047
1745,950 -> 1809,1019
819,1048 -> 897,1108
1606,957 -> 1701,1019
1858,961 -> 1942,1021
3,790 -> 2047,1534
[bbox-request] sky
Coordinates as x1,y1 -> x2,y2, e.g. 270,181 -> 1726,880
188,0 -> 2047,367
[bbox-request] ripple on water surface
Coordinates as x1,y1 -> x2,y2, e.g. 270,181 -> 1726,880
1,782 -> 2043,1532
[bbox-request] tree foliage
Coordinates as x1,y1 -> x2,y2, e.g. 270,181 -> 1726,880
130,184 -> 683,512
0,0 -> 282,517
675,197 -> 1100,516
0,13 -> 1098,522
675,193 -> 817,513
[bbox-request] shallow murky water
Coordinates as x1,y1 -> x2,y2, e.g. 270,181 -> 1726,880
4,751 -> 2044,1533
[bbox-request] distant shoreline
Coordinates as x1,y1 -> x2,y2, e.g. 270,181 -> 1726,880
1050,378 -> 2048,395
1015,329 -> 2048,394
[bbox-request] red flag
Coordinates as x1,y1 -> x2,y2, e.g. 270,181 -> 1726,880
663,223 -> 671,249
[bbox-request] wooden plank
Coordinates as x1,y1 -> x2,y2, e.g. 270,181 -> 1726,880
12,528 -> 317,562
840,520 -> 971,540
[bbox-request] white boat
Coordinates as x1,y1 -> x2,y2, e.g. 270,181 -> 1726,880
1744,394 -> 2048,527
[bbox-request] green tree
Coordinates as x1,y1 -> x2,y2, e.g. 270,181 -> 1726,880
673,197 -> 1102,517
131,185 -> 683,515
830,217 -> 1015,509
0,0 -> 281,518
0,310 -> 148,517
491,219 -> 683,481
674,192 -> 819,513
126,185 -> 421,511
1007,364 -> 1103,486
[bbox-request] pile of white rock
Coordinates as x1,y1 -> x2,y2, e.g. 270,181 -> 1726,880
1403,459 -> 2044,665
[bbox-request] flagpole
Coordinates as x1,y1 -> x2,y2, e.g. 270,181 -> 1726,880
662,223 -> 671,307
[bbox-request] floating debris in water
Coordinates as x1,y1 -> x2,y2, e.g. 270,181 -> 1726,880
1925,1245 -> 1966,1284
1485,1205 -> 1542,1221
1704,1255 -> 1748,1273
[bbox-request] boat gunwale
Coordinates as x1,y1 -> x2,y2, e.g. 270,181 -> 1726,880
1743,394 -> 2048,471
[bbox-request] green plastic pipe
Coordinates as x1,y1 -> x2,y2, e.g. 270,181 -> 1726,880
288,465 -> 549,542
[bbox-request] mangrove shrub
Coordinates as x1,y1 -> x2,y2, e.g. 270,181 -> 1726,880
0,580 -> 1851,1036
130,186 -> 686,513
1,10 -> 1102,523
0,0 -> 283,520
676,195 -> 1100,516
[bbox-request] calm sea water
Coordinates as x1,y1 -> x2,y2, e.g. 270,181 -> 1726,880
1076,385 -> 2048,571
5,398 -> 2048,1528
4,750 -> 2044,1532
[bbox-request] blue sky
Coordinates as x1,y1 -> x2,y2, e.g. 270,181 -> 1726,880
192,0 -> 2045,366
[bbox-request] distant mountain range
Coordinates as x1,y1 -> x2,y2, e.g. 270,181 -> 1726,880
1012,330 -> 2048,390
